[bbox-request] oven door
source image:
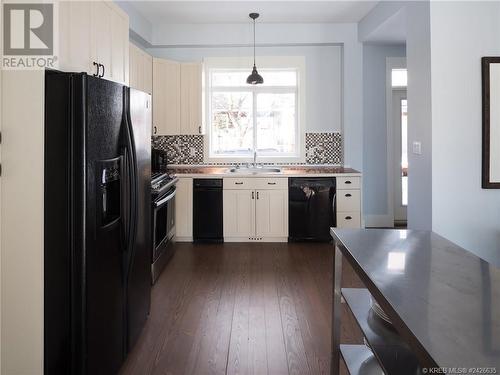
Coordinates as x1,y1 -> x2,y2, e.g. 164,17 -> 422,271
152,187 -> 176,263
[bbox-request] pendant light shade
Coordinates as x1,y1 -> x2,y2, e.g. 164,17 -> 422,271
247,13 -> 263,85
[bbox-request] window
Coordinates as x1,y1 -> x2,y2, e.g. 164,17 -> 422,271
392,68 -> 408,87
206,59 -> 303,162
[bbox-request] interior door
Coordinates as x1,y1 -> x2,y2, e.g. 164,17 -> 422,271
223,189 -> 255,238
392,90 -> 408,224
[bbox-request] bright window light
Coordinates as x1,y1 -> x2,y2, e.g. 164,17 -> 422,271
392,69 -> 407,87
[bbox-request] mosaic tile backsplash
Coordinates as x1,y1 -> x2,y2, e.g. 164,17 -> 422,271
152,132 -> 342,165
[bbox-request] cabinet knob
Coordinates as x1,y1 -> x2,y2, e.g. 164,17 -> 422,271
153,126 -> 157,135
267,182 -> 276,185
235,182 -> 243,185
99,64 -> 105,78
257,191 -> 259,199
198,125 -> 202,134
252,191 -> 255,199
345,180 -> 352,184
345,216 -> 352,220
345,193 -> 352,197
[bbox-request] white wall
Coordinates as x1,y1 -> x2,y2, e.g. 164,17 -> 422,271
406,1 -> 433,230
363,44 -> 406,223
431,1 -> 500,266
1,70 -> 45,374
150,45 -> 342,133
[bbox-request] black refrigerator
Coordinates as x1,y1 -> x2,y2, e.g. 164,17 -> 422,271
44,71 -> 151,375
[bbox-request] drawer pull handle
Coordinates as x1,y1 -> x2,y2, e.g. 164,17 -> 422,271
235,182 -> 244,185
267,182 -> 276,185
345,216 -> 352,220
345,193 -> 352,197
345,180 -> 352,184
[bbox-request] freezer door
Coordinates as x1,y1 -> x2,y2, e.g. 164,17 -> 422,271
125,88 -> 152,352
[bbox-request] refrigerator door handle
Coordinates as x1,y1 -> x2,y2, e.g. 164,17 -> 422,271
121,146 -> 131,249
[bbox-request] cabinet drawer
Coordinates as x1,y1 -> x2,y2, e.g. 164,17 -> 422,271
223,178 -> 254,190
253,178 -> 287,190
337,176 -> 360,190
336,212 -> 361,228
337,190 -> 360,212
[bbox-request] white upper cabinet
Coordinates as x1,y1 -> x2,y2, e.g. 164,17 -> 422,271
58,1 -> 129,85
58,1 -> 93,74
110,5 -> 129,85
129,43 -> 152,94
152,58 -> 203,135
180,62 -> 203,135
152,58 -> 181,135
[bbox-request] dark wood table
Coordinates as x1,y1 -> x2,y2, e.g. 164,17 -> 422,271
330,228 -> 500,375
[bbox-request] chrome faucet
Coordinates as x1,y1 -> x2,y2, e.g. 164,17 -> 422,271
253,150 -> 257,167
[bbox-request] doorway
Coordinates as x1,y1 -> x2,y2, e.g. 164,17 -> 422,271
392,90 -> 407,225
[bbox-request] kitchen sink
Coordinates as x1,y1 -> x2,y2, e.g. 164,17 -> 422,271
228,167 -> 282,174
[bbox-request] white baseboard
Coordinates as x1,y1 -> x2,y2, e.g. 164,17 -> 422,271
224,237 -> 288,243
364,215 -> 394,228
176,236 -> 193,242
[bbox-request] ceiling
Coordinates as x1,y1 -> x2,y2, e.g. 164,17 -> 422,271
128,1 -> 379,25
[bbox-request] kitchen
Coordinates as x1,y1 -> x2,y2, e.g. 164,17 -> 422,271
2,1 -> 500,375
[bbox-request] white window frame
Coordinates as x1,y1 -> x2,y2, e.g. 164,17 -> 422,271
204,56 -> 306,163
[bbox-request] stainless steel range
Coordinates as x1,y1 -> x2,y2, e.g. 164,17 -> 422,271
151,173 -> 179,284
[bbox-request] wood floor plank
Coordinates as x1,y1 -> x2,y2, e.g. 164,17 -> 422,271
119,242 -> 362,375
247,244 -> 268,375
226,245 -> 251,375
272,244 -> 311,375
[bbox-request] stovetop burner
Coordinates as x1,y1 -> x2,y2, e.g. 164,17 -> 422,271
151,173 -> 178,198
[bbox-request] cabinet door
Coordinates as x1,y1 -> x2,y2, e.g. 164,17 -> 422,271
143,53 -> 153,94
180,62 -> 203,135
129,43 -> 142,90
223,190 -> 255,238
255,190 -> 288,238
58,1 -> 93,74
110,5 -> 129,85
175,178 -> 193,239
153,58 -> 180,135
91,1 -> 112,80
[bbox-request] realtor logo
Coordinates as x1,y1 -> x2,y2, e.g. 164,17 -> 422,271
3,3 -> 53,55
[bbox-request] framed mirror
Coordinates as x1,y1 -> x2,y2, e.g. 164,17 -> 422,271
482,57 -> 500,188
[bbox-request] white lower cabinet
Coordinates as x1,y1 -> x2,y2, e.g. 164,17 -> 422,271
223,189 -> 255,239
175,177 -> 193,240
255,190 -> 288,238
336,176 -> 362,228
223,178 -> 288,242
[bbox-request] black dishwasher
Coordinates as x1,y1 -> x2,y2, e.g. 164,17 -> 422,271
193,179 -> 223,242
289,177 -> 336,242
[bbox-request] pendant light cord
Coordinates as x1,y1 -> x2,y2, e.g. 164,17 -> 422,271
253,18 -> 256,66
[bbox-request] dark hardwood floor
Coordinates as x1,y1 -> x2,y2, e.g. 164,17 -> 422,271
120,242 -> 363,375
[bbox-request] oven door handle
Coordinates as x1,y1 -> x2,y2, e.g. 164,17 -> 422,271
155,190 -> 176,207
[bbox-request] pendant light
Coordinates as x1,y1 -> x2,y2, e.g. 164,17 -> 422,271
247,13 -> 264,85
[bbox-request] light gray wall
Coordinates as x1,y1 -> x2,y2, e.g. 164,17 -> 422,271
136,22 -> 364,170
362,44 -> 406,220
149,45 -> 342,133
406,1 -> 433,230
431,1 -> 500,266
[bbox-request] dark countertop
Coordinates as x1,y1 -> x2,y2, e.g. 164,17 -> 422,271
330,228 -> 500,371
166,165 -> 361,177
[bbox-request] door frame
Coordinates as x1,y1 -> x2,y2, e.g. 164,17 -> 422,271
385,57 -> 407,227
392,89 -> 407,223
